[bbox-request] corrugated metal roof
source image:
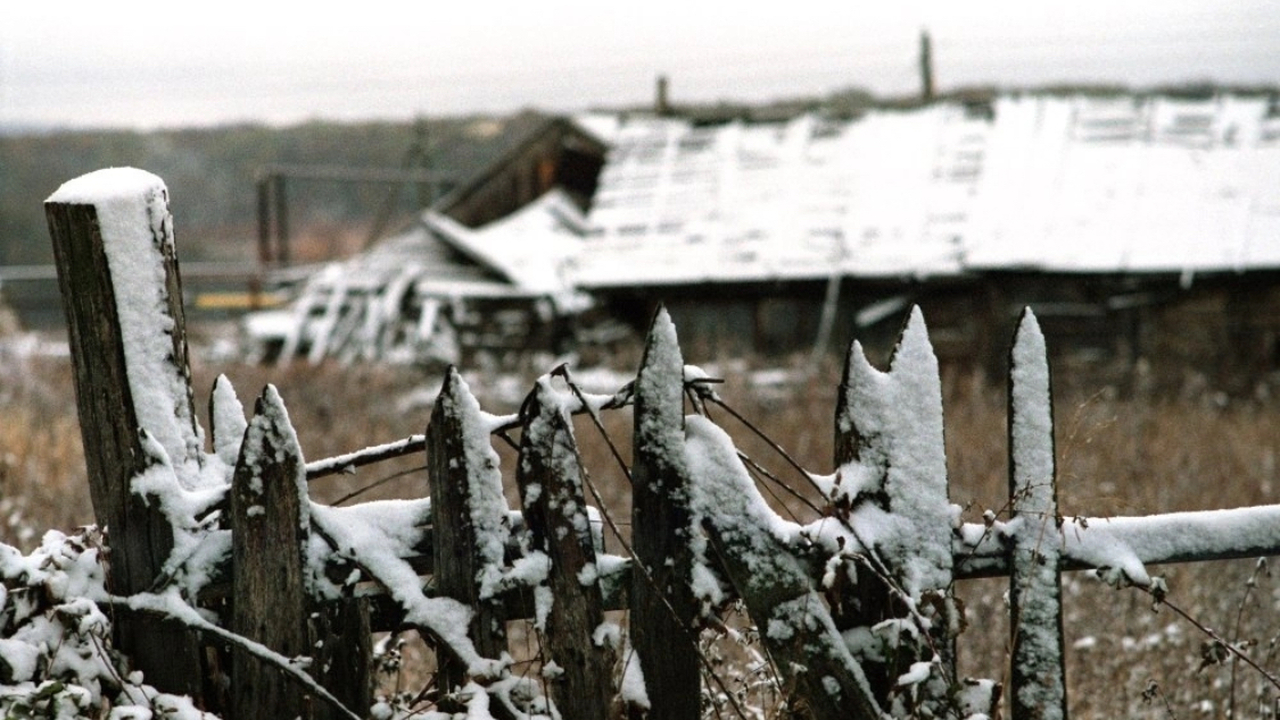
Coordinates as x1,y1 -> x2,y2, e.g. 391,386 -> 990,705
571,94 -> 1280,288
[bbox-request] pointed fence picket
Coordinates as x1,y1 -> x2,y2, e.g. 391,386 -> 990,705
629,311 -> 701,720
515,378 -> 618,719
1007,310 -> 1068,719
228,386 -> 311,719
45,169 -> 1280,719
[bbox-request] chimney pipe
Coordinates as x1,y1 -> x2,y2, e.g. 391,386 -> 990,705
919,30 -> 935,104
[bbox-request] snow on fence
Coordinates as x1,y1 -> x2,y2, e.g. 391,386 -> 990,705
33,168 -> 1280,719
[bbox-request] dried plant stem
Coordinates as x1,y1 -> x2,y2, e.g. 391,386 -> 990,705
1229,558 -> 1269,719
1135,583 -> 1280,694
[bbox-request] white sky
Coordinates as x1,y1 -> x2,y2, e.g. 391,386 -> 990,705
3,0 -> 1278,130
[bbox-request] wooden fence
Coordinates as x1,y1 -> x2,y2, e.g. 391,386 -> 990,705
44,168 -> 1280,719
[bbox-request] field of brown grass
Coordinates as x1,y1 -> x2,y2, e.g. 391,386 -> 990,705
3,340 -> 1278,718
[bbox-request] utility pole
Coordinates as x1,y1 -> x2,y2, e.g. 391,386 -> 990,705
920,29 -> 935,104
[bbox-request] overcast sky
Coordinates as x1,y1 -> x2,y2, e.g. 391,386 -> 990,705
3,0 -> 1278,131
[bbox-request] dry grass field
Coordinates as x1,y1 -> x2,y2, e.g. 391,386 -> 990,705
3,337 -> 1279,718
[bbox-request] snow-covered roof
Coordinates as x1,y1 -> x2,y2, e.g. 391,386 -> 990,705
571,94 -> 1280,288
965,95 -> 1280,274
424,187 -> 589,295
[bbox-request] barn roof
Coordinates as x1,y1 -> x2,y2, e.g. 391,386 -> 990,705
423,187 -> 590,296
571,94 -> 1280,288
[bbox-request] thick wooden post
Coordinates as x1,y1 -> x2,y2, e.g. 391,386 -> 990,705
427,367 -> 510,697
516,378 -> 616,720
44,168 -> 203,697
629,307 -> 700,720
230,385 -> 312,719
1007,309 -> 1068,720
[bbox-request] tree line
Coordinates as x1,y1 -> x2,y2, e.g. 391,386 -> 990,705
0,117 -> 490,266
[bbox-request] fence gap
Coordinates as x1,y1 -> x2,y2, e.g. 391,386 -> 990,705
516,378 -> 617,720
1007,308 -> 1068,720
427,367 -> 511,700
44,170 -> 204,698
629,307 -> 701,720
229,386 -> 312,718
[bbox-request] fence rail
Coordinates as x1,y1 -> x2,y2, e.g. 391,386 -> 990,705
43,168 -> 1280,719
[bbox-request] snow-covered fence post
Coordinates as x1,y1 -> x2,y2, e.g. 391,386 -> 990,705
832,307 -> 959,713
629,307 -> 700,720
427,367 -> 510,700
1007,309 -> 1068,720
516,378 -> 617,720
229,386 -> 313,718
684,416 -> 881,720
44,168 -> 204,697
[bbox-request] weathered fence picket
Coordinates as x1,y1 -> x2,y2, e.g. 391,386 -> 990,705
830,309 -> 960,715
629,308 -> 700,720
42,168 -> 1280,720
426,367 -> 510,701
45,171 -> 205,699
1007,309 -> 1068,720
229,386 -> 311,719
515,378 -> 617,720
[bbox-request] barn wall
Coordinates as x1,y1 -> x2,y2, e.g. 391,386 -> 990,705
592,270 -> 1280,391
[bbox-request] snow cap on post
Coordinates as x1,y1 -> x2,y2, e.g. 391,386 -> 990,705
210,374 -> 248,469
1009,308 -> 1054,488
47,168 -> 204,480
634,304 -> 685,462
835,306 -> 951,588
